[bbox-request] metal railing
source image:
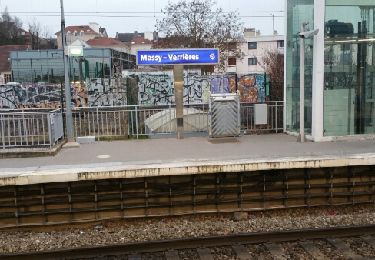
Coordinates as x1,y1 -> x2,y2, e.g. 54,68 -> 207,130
0,102 -> 284,148
0,109 -> 64,149
72,104 -> 210,139
72,107 -> 129,139
71,102 -> 283,139
241,101 -> 284,134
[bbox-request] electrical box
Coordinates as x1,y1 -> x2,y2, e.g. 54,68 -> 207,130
254,104 -> 268,125
208,93 -> 241,138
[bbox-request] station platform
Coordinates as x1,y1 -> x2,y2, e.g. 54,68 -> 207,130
1,134 -> 375,186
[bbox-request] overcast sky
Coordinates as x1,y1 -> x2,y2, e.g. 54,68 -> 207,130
0,0 -> 284,37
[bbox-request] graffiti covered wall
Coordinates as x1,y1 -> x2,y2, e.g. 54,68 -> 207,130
238,74 -> 266,103
0,78 -> 127,109
0,83 -> 61,109
123,71 -> 265,106
0,72 -> 267,108
126,72 -> 175,106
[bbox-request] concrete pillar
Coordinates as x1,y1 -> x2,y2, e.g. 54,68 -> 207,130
174,65 -> 184,139
283,0 -> 288,132
312,0 -> 325,142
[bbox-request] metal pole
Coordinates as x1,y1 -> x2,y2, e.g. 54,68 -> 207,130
299,24 -> 305,142
60,0 -> 74,141
174,65 -> 184,139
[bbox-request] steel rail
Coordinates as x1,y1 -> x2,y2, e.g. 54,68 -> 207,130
2,224 -> 375,260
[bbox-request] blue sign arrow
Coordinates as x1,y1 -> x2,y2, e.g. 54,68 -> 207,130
136,48 -> 219,65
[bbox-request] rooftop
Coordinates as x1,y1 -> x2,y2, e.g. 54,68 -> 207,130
130,35 -> 152,45
86,37 -> 127,47
116,32 -> 144,43
55,25 -> 100,36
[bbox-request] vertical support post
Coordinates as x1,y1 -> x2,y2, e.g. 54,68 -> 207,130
94,181 -> 98,220
299,24 -> 305,143
67,183 -> 72,222
238,173 -> 243,210
1,115 -> 5,149
174,65 -> 184,139
14,186 -> 19,226
47,114 -> 52,148
168,176 -> 172,215
135,106 -> 139,139
120,180 -> 125,218
144,178 -> 149,216
60,0 -> 74,141
312,0 -> 325,141
192,175 -> 196,213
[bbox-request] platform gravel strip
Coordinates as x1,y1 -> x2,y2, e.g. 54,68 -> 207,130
299,241 -> 326,260
326,238 -> 366,260
165,249 -> 180,260
264,243 -> 287,260
196,248 -> 213,260
232,244 -> 253,260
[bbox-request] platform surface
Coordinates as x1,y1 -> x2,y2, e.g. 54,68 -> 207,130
1,134 -> 375,186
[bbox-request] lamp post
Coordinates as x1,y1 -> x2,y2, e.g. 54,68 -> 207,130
298,24 -> 319,143
60,0 -> 74,141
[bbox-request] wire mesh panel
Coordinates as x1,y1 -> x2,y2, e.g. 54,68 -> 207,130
208,93 -> 241,138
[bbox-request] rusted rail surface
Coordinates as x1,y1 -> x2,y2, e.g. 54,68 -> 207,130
0,165 -> 374,228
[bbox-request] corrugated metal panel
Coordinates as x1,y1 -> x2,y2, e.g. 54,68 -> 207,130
208,93 -> 240,138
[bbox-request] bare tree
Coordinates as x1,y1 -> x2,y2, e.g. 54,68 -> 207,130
28,18 -> 41,35
42,25 -> 51,39
156,0 -> 244,72
28,18 -> 42,49
260,49 -> 284,101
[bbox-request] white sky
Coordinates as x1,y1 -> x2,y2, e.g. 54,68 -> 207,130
0,0 -> 284,37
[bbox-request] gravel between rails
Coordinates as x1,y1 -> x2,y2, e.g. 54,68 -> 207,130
0,204 -> 374,254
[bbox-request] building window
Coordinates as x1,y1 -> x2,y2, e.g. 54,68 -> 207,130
277,40 -> 284,48
4,73 -> 11,83
248,57 -> 257,66
228,57 -> 236,66
248,42 -> 257,49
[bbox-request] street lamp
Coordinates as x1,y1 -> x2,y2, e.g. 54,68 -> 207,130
60,0 -> 74,141
298,24 -> 319,142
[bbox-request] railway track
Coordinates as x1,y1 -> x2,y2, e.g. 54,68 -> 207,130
3,225 -> 375,259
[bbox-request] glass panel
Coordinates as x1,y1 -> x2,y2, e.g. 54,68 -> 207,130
324,1 -> 375,136
286,0 -> 314,134
11,49 -> 116,83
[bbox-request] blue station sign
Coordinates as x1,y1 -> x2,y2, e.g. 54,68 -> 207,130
136,48 -> 219,65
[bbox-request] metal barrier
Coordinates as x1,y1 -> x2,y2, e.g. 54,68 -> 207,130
72,104 -> 210,139
72,107 -> 129,139
0,102 -> 284,147
71,102 -> 283,139
241,101 -> 284,134
0,109 -> 64,149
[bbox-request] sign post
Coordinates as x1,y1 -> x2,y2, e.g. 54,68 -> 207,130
174,65 -> 184,139
137,48 -> 219,139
